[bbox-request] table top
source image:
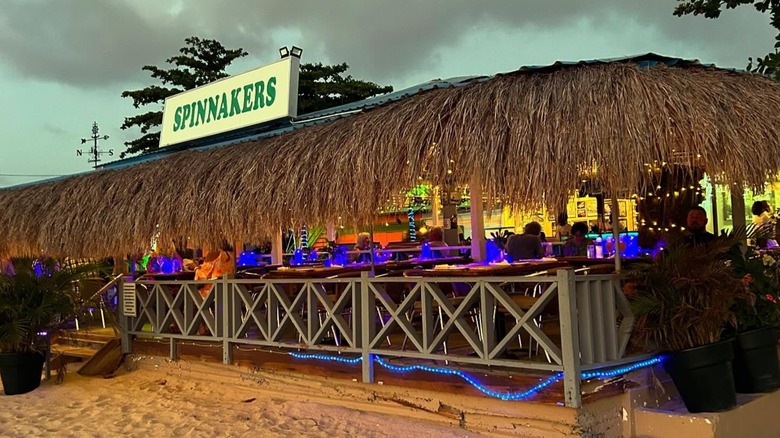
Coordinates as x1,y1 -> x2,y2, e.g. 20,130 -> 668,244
137,271 -> 196,281
403,260 -> 568,278
556,256 -> 645,267
262,265 -> 375,279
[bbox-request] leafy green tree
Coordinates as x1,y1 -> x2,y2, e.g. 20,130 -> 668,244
298,63 -> 393,114
674,0 -> 780,80
121,39 -> 394,157
120,37 -> 249,157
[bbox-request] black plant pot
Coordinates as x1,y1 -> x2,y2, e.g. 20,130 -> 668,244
733,326 -> 780,393
0,351 -> 45,395
663,339 -> 737,413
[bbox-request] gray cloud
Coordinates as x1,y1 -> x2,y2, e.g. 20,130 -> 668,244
0,0 -> 186,87
0,0 -> 774,89
41,123 -> 69,136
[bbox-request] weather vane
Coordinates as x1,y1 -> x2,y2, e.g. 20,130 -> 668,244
78,122 -> 114,169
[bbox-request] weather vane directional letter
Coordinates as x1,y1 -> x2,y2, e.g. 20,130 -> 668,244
77,121 -> 113,169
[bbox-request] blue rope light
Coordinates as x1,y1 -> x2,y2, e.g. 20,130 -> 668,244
289,352 -> 362,365
580,356 -> 663,380
288,352 -> 664,402
374,356 -> 563,401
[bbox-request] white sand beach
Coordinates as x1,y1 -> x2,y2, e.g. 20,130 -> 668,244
0,359 -> 486,438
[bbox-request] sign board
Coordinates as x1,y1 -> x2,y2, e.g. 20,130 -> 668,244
122,282 -> 137,317
159,57 -> 300,147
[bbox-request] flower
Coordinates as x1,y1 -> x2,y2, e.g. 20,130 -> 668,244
742,273 -> 754,284
766,293 -> 778,304
763,254 -> 777,267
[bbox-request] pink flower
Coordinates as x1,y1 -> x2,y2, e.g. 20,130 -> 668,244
765,293 -> 778,304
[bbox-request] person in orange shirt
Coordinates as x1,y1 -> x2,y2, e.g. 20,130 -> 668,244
194,248 -> 235,298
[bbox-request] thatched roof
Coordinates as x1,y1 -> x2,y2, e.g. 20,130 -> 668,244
3,53 -> 780,257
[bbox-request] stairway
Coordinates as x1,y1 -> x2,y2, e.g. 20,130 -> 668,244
50,327 -> 120,375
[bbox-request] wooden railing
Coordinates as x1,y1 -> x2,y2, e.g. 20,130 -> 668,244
119,269 -> 635,408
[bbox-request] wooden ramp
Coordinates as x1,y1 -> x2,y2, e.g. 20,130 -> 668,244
51,328 -> 124,376
77,338 -> 124,376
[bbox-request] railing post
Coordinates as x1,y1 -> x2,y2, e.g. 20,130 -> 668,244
557,269 -> 582,408
360,272 -> 375,383
222,274 -> 232,365
119,277 -> 132,355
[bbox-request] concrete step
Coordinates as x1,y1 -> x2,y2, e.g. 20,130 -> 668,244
624,366 -> 780,438
632,390 -> 780,438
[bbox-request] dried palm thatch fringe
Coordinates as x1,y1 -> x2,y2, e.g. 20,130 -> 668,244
3,60 -> 780,257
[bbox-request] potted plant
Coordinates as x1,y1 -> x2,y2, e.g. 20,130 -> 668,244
626,236 -> 752,413
0,257 -> 102,395
726,245 -> 780,393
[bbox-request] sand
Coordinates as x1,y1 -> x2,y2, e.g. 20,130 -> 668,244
0,359 -> 487,438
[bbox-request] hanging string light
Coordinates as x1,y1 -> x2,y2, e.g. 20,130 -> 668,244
301,223 -> 308,250
408,207 -> 416,241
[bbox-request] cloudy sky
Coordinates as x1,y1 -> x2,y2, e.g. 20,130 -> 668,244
0,0 -> 775,187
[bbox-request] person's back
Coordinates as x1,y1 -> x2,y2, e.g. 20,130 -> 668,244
427,227 -> 455,258
506,222 -> 544,261
506,233 -> 543,261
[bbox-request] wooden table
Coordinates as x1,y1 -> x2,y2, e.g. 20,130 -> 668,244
261,265 -> 374,280
556,256 -> 646,267
138,271 -> 196,281
402,260 -> 567,278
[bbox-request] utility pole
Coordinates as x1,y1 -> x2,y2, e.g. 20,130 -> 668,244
78,122 -> 113,169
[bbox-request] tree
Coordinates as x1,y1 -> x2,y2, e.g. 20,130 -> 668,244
121,39 -> 394,157
120,37 -> 249,157
297,63 -> 393,114
674,0 -> 780,80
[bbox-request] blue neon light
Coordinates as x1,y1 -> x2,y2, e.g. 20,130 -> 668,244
485,239 -> 502,264
292,248 -> 304,266
289,352 -> 362,365
420,242 -> 432,260
288,352 -> 663,401
238,251 -> 264,267
374,356 -> 562,401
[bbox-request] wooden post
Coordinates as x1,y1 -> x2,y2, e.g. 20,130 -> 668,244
611,195 -> 621,272
469,174 -> 486,262
233,239 -> 241,272
431,186 -> 441,227
731,187 -> 746,237
360,271 -> 375,383
271,228 -> 283,265
710,183 -> 720,235
557,269 -> 582,408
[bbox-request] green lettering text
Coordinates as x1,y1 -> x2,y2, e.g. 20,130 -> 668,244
218,92 -> 229,119
173,106 -> 183,132
266,77 -> 276,107
229,88 -> 241,116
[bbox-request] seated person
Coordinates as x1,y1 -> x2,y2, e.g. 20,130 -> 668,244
505,222 -> 544,261
146,248 -> 183,274
350,232 -> 373,263
556,213 -> 572,241
195,248 -> 234,298
683,206 -> 716,246
427,226 -> 456,258
563,222 -> 592,257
